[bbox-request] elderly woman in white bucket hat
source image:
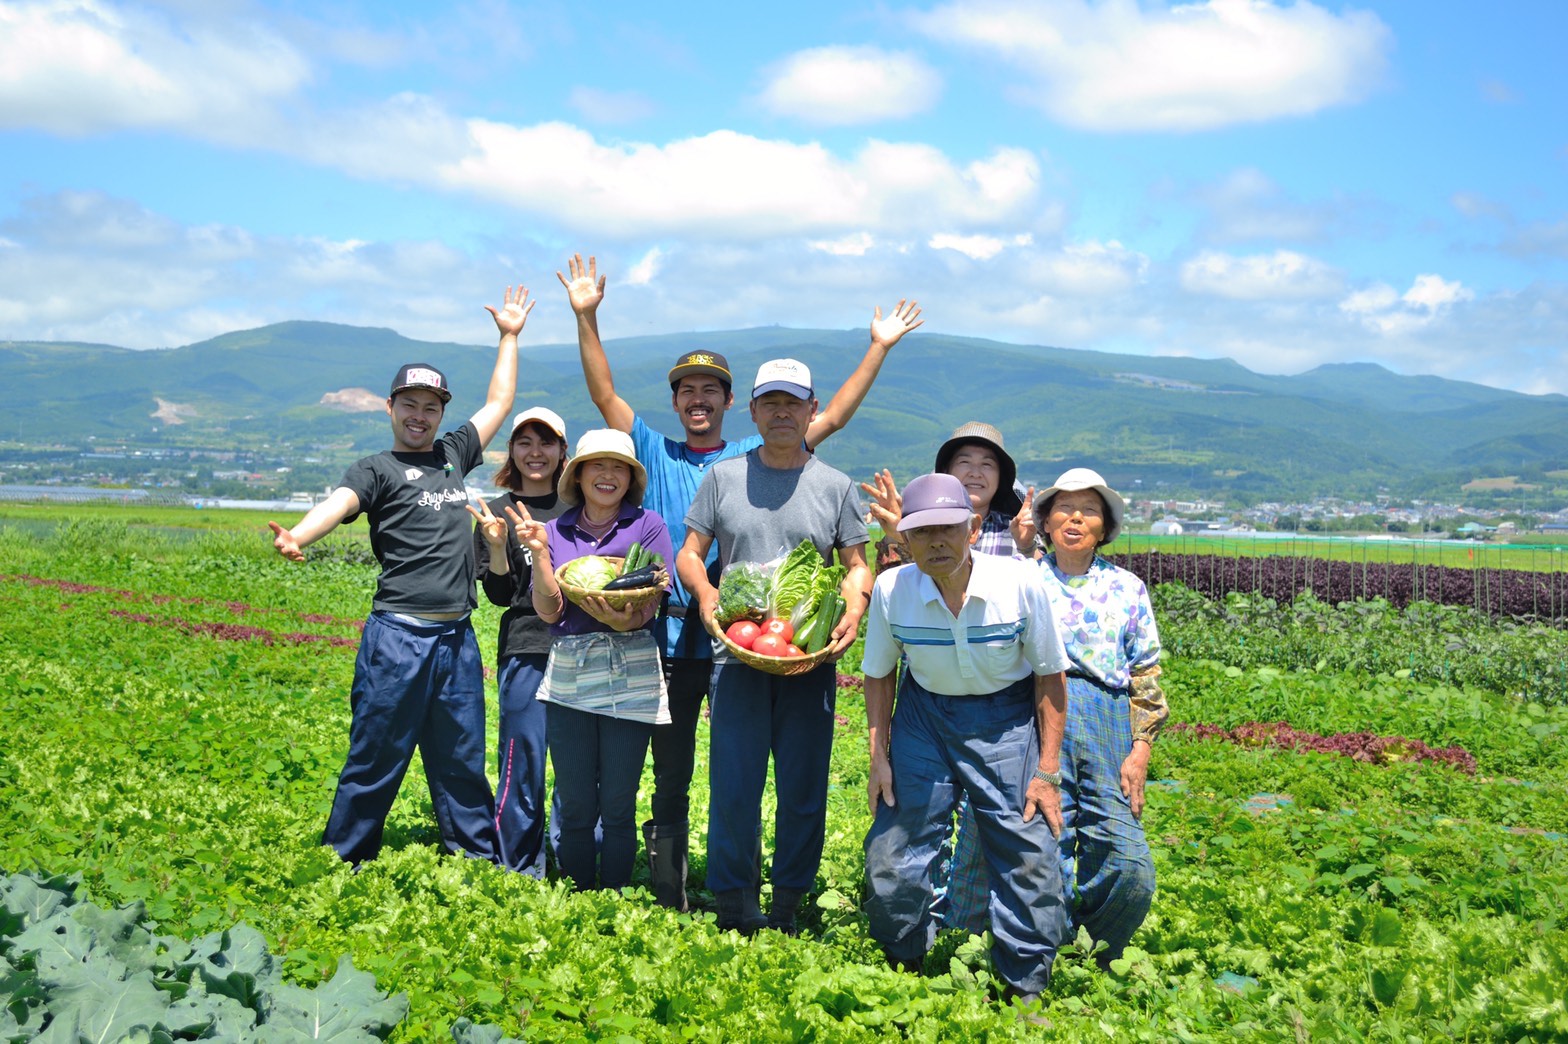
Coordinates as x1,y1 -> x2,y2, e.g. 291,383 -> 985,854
507,428 -> 675,891
943,467 -> 1167,966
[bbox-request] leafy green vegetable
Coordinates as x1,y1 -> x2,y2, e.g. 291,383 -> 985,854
717,561 -> 771,626
768,540 -> 825,622
791,563 -> 847,630
559,555 -> 620,591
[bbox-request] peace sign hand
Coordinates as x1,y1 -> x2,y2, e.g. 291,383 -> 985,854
503,504 -> 550,561
1011,485 -> 1038,555
467,498 -> 507,550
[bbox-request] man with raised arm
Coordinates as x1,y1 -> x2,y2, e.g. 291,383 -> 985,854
557,252 -> 921,911
267,285 -> 535,866
679,358 -> 875,935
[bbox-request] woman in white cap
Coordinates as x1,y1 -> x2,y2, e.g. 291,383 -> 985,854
947,467 -> 1166,963
470,407 -> 571,877
506,429 -> 675,891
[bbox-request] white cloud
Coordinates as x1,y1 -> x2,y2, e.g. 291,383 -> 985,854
1339,273 -> 1473,335
1191,168 -> 1366,244
809,233 -> 878,256
916,0 -> 1392,131
624,247 -> 664,286
929,232 -> 1032,260
757,45 -> 941,125
568,86 -> 656,124
441,122 -> 1043,238
1030,240 -> 1147,295
1181,249 -> 1342,300
0,0 -> 309,136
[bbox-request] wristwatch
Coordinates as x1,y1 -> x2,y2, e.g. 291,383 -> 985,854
1032,768 -> 1061,786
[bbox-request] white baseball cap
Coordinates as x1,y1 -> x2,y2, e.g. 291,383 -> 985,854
751,358 -> 813,400
509,406 -> 567,443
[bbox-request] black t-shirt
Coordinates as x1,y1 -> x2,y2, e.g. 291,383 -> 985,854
339,421 -> 484,615
472,490 -> 568,660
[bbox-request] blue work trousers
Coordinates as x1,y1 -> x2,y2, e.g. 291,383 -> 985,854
546,703 -> 652,890
1057,673 -> 1156,959
494,653 -> 549,876
943,674 -> 1156,959
706,660 -> 837,893
323,611 -> 498,865
864,674 -> 1067,995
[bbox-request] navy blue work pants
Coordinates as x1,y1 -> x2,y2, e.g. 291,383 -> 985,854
706,660 -> 837,893
323,611 -> 498,865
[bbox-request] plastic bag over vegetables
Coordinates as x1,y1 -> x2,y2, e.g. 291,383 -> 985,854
717,560 -> 773,627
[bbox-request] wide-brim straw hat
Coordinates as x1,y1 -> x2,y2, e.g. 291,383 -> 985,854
934,421 -> 1022,517
1032,467 -> 1126,545
557,428 -> 647,507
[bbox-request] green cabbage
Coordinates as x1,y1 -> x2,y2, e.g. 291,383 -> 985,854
559,555 -> 620,591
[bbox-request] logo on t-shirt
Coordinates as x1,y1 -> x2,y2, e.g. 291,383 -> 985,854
404,467 -> 423,481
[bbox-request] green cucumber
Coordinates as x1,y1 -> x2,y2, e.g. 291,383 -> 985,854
622,542 -> 644,574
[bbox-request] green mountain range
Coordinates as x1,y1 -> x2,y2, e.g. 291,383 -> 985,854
4,321 -> 1566,504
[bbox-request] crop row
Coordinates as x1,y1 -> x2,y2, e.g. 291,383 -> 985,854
1109,549 -> 1568,623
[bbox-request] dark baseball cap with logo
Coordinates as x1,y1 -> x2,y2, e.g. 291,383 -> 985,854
668,350 -> 733,391
389,362 -> 451,404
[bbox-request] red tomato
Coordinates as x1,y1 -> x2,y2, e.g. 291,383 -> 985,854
751,633 -> 788,657
783,644 -> 805,658
725,620 -> 761,650
762,618 -> 794,645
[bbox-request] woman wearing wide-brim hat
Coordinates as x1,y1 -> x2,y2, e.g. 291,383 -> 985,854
506,428 -> 675,892
862,421 -> 1037,570
945,467 -> 1167,966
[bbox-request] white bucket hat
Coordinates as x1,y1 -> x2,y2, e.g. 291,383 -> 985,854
557,428 -> 647,507
1032,467 -> 1126,545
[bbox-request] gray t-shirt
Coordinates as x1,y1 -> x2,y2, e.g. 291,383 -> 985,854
685,448 -> 868,656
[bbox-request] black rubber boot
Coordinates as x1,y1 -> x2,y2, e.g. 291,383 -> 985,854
642,820 -> 689,913
767,887 -> 806,936
715,889 -> 767,936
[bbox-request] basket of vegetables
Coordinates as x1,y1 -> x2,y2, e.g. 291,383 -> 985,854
707,540 -> 848,676
555,543 -> 669,612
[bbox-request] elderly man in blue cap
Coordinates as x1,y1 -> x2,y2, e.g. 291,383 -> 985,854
861,472 -> 1071,1015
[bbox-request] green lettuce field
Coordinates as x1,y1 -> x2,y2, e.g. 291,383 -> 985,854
2,509 -> 1566,1040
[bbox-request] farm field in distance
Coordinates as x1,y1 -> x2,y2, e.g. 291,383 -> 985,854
2,503 -> 1567,1040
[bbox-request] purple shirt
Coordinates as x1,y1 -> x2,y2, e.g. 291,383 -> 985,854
540,502 -> 675,637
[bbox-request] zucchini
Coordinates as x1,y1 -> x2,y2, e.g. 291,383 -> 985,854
805,593 -> 845,654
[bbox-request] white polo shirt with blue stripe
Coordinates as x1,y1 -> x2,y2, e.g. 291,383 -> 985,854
861,552 -> 1069,695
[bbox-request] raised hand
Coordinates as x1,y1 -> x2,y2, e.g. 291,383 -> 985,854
556,253 -> 606,316
858,469 -> 903,533
467,499 -> 507,550
869,299 -> 923,351
503,504 -> 549,560
268,521 -> 304,563
485,285 -> 535,338
1011,485 -> 1038,553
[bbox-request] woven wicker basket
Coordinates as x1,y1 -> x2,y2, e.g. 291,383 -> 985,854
705,615 -> 836,677
555,557 -> 667,612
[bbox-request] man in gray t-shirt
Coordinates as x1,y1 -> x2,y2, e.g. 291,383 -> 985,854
679,358 -> 872,935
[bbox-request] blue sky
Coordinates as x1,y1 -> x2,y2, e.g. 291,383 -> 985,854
2,0 -> 1564,393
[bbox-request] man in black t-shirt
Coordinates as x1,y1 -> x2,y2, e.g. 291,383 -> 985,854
268,285 -> 534,865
